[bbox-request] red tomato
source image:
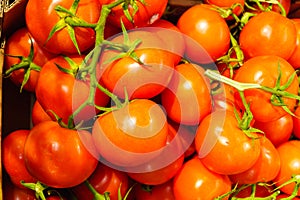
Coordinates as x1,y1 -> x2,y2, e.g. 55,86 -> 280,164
3,180 -> 36,200
195,110 -> 261,175
126,124 -> 184,185
239,11 -> 297,60
31,100 -> 52,125
212,83 -> 238,113
274,140 -> 300,196
24,121 -> 99,188
161,63 -> 212,125
92,99 -> 169,167
205,0 -> 245,19
72,163 -> 129,200
4,27 -> 54,92
2,130 -> 37,188
288,18 -> 300,69
99,0 -> 168,29
173,157 -> 232,200
177,4 -> 231,63
293,106 -> 300,139
25,0 -> 101,54
231,184 -> 274,198
99,29 -> 177,100
35,55 -> 110,125
233,55 -> 299,122
229,137 -> 280,184
254,114 -> 293,147
134,181 -> 175,200
277,193 -> 300,199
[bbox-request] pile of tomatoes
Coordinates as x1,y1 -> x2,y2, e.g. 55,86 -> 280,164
3,0 -> 300,199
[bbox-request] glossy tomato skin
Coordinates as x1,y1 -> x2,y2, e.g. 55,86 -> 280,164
205,0 -> 245,18
35,55 -> 110,125
25,0 -> 101,54
229,137 -> 280,184
177,4 -> 230,63
173,157 -> 232,200
31,100 -> 52,126
292,106 -> 300,139
99,29 -> 178,100
161,63 -> 212,126
233,55 -> 299,122
288,19 -> 300,69
127,124 -> 184,186
134,181 -> 175,200
99,0 -> 168,29
195,110 -> 261,175
2,130 -> 37,188
231,184 -> 274,198
274,140 -> 300,196
24,121 -> 99,188
253,114 -> 293,147
92,99 -> 169,167
3,180 -> 36,200
4,27 -> 54,92
239,11 -> 297,60
72,163 -> 129,200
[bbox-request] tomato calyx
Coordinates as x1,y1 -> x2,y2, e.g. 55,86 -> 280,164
21,181 -> 49,200
245,0 -> 287,16
210,2 -> 244,21
3,37 -> 41,92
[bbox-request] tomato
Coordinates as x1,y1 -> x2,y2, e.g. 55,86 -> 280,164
239,11 -> 297,60
2,130 -> 37,188
24,121 -> 99,188
212,83 -> 238,113
277,193 -> 300,199
31,100 -> 52,126
99,29 -> 178,100
92,99 -> 169,167
161,63 -> 212,125
173,156 -> 232,200
4,27 -> 54,92
253,114 -> 293,147
274,140 -> 300,196
292,106 -> 300,139
35,55 -> 110,125
233,55 -> 299,122
204,0 -> 245,18
99,0 -> 168,29
195,110 -> 261,175
72,163 -> 129,200
288,19 -> 300,69
25,0 -> 101,54
229,137 -> 280,184
126,124 -> 184,185
177,4 -> 231,63
134,181 -> 175,200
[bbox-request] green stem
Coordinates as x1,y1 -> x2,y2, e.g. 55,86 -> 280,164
84,181 -> 110,200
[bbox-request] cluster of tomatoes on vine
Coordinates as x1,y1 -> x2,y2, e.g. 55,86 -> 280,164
3,0 -> 300,199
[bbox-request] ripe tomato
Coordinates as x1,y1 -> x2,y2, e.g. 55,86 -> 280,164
2,130 -> 37,188
229,137 -> 280,184
177,4 -> 230,63
173,157 -> 232,200
161,63 -> 212,125
195,110 -> 261,175
3,180 -> 36,200
292,106 -> 300,139
92,99 -> 169,167
31,100 -> 52,126
212,83 -> 238,113
274,140 -> 300,196
25,0 -> 101,54
231,184 -> 274,198
134,181 -> 175,200
239,11 -> 297,60
35,55 -> 110,125
277,193 -> 300,199
126,124 -> 184,185
253,114 -> 293,147
24,121 -> 99,188
288,19 -> 300,69
99,29 -> 178,100
233,55 -> 299,122
4,27 -> 54,92
99,0 -> 168,29
72,163 -> 129,200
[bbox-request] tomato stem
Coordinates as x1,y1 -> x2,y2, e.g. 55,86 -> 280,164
84,180 -> 110,200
